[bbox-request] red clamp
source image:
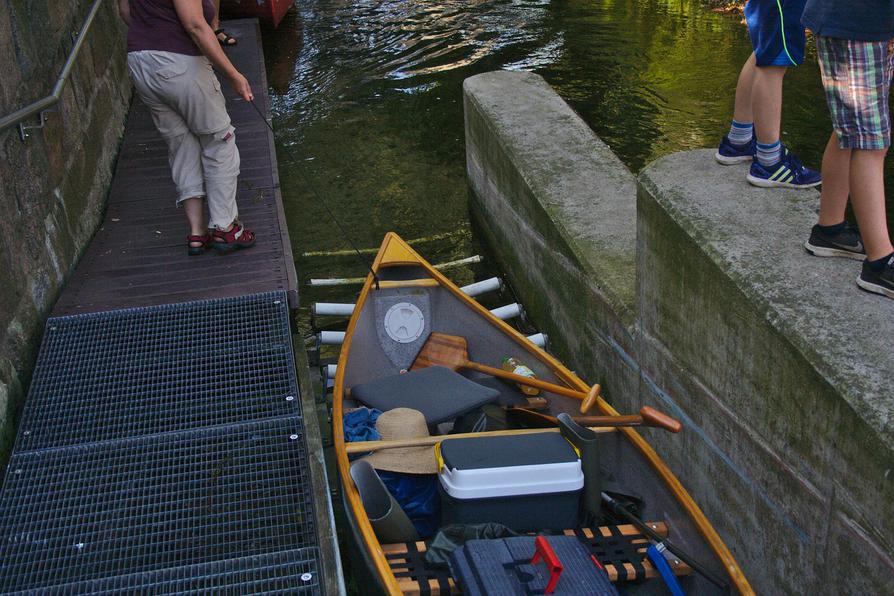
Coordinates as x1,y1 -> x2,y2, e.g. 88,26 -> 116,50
531,536 -> 564,594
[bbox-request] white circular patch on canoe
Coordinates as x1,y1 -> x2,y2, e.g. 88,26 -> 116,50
383,302 -> 425,343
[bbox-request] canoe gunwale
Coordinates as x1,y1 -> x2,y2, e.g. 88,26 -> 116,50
332,232 -> 753,595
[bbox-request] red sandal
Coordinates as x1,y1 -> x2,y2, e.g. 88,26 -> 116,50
186,232 -> 212,256
212,222 -> 256,253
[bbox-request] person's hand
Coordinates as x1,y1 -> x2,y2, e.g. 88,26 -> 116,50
228,71 -> 254,102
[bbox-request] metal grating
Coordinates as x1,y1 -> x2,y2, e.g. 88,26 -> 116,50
16,292 -> 300,451
0,417 -> 318,592
24,548 -> 321,595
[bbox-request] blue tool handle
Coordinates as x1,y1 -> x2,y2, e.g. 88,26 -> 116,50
647,544 -> 685,596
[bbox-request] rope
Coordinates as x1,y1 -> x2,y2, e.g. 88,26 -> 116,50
246,98 -> 381,289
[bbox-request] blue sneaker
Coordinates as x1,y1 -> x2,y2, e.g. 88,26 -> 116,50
747,148 -> 821,189
715,135 -> 756,165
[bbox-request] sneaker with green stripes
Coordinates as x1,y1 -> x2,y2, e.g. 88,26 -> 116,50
746,148 -> 821,189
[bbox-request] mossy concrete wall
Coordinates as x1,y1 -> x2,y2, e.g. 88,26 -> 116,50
464,70 -> 640,407
464,70 -> 894,593
638,151 -> 894,594
0,2 -> 131,463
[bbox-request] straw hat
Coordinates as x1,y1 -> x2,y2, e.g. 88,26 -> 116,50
360,408 -> 439,475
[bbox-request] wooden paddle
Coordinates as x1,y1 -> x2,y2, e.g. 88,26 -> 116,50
412,333 -> 601,414
509,406 -> 683,433
344,425 -> 616,454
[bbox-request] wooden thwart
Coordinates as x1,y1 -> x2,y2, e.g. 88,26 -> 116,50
382,539 -> 455,596
381,521 -> 692,595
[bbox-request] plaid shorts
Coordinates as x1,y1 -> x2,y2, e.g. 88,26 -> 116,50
817,36 -> 894,150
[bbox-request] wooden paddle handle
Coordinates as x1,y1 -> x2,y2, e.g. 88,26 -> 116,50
573,414 -> 642,426
464,361 -> 594,401
572,407 -> 681,433
579,384 -> 601,414
345,425 -> 615,454
640,406 -> 682,433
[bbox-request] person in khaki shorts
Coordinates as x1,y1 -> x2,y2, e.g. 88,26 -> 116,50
119,0 -> 256,255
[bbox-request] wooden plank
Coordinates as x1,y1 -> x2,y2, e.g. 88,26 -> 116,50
564,522 -> 669,539
52,19 -> 298,317
252,33 -> 300,310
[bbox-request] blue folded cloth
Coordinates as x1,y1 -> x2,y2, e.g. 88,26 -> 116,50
344,407 -> 382,443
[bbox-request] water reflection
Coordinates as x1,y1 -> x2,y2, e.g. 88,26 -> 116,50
264,0 -> 891,293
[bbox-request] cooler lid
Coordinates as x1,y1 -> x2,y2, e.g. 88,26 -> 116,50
439,432 -> 577,470
438,433 -> 583,499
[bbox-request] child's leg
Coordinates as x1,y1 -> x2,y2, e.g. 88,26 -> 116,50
817,132 -> 851,226
814,35 -> 894,295
849,149 -> 893,260
716,54 -> 757,164
805,131 -> 863,260
732,53 -> 757,125
752,64 -> 787,167
752,65 -> 786,147
805,132 -> 863,259
816,35 -> 893,253
742,0 -> 801,150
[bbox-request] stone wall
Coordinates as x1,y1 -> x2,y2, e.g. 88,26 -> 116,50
638,152 -> 894,594
464,70 -> 894,593
0,1 -> 131,462
464,71 -> 641,407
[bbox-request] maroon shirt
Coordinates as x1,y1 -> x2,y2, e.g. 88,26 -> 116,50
127,0 -> 215,56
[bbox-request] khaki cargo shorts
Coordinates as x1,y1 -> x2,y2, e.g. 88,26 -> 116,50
127,51 -> 241,229
127,50 -> 233,139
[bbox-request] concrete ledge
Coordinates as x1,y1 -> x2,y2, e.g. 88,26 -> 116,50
464,68 -> 893,593
638,149 -> 894,593
464,70 -> 639,401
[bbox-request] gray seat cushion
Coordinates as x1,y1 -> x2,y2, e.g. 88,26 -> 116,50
469,375 -> 529,407
350,366 -> 501,424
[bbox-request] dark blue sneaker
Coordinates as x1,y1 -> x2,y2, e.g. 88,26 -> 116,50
747,148 -> 821,189
857,255 -> 894,299
804,222 -> 865,260
715,135 -> 756,165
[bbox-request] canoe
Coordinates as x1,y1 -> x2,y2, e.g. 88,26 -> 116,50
333,232 -> 753,595
219,0 -> 293,28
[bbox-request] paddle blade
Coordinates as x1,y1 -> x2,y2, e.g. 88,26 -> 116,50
411,332 -> 469,371
640,406 -> 682,433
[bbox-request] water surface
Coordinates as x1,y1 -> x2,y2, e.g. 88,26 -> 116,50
261,0 -> 888,323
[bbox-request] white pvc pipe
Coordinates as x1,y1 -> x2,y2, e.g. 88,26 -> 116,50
312,276 -> 504,319
325,364 -> 338,379
460,277 -> 503,297
309,277 -> 360,287
312,303 -> 355,317
318,331 -> 345,345
490,303 -> 523,321
526,333 -> 548,349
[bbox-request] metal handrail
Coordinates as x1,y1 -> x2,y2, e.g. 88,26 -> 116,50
0,0 -> 105,140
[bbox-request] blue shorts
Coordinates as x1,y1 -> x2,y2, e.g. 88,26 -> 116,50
744,0 -> 807,67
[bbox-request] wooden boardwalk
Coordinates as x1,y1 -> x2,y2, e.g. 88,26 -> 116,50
53,19 -> 297,316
